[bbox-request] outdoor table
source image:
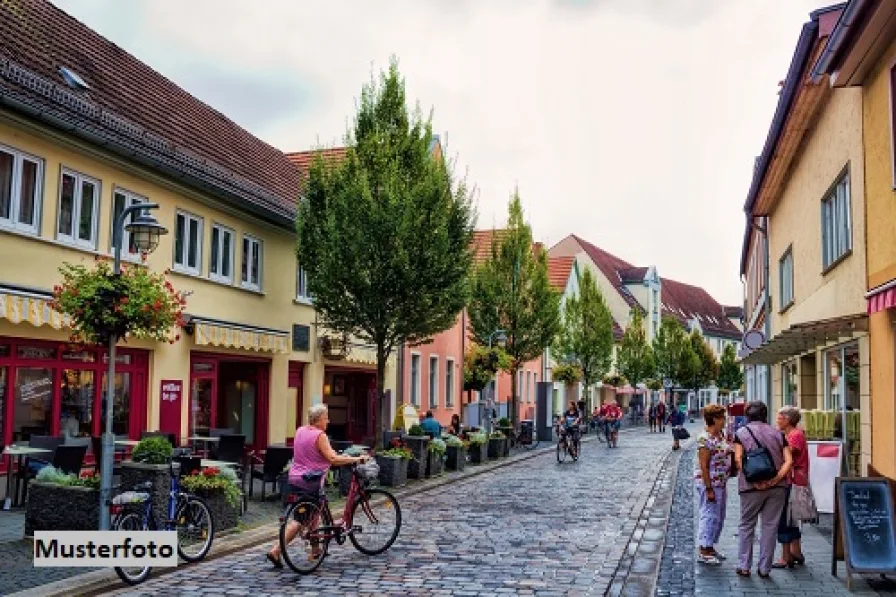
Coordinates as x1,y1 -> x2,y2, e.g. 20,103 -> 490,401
3,446 -> 51,510
188,436 -> 219,458
200,459 -> 237,468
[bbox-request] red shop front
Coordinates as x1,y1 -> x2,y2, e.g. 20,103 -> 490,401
0,335 -> 149,463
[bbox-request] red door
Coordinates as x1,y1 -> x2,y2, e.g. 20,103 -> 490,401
158,379 -> 183,446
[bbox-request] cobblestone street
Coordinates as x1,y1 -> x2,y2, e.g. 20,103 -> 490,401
97,428 -> 678,597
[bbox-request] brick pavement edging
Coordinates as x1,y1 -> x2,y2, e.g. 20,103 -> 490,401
10,431 -> 628,597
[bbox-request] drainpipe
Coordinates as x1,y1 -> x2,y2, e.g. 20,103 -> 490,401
460,308 -> 466,425
753,216 -> 773,421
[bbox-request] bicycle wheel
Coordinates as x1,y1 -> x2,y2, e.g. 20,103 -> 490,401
524,436 -> 540,450
176,495 -> 215,562
113,510 -> 152,586
349,488 -> 402,555
557,440 -> 567,463
280,498 -> 330,575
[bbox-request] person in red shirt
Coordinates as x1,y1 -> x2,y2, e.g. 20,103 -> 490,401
656,400 -> 667,433
599,399 -> 624,448
774,406 -> 811,569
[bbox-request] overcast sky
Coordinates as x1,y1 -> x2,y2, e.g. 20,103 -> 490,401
55,0 -> 828,306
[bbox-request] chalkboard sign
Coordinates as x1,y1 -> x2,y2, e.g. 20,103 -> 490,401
832,477 -> 896,590
292,324 -> 310,352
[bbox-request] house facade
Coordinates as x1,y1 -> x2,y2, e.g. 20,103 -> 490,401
814,0 -> 896,479
738,4 -> 871,476
0,0 -> 396,464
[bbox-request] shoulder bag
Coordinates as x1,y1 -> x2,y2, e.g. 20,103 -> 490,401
739,425 -> 777,483
788,484 -> 819,525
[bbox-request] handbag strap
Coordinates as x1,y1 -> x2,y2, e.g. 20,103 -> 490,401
741,425 -> 766,452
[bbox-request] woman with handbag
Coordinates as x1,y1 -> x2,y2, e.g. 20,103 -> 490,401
773,406 -> 814,569
669,406 -> 687,450
733,401 -> 793,578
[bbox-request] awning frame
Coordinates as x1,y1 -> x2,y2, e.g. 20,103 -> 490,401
739,313 -> 868,366
183,314 -> 290,354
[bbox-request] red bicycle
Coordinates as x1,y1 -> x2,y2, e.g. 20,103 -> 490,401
278,459 -> 401,574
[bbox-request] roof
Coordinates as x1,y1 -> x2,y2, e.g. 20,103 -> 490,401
0,0 -> 300,223
547,256 -> 575,292
612,320 -> 624,342
723,306 -> 744,319
618,267 -> 648,284
567,235 -> 645,312
659,278 -> 742,340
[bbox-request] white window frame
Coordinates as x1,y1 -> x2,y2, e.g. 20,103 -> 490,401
429,355 -> 439,408
111,187 -> 145,259
209,223 -> 234,284
445,358 -> 455,408
57,168 -> 100,249
533,372 -> 538,402
518,370 -> 524,403
173,210 -> 204,275
296,264 -> 312,303
0,143 -> 44,235
779,247 -> 793,310
821,171 -> 852,271
241,234 -> 263,291
410,353 -> 421,407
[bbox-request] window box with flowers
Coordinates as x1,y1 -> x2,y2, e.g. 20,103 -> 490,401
24,467 -> 101,536
375,439 -> 412,487
180,467 -> 242,532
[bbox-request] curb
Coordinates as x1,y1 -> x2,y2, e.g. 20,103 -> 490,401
13,433 -> 608,597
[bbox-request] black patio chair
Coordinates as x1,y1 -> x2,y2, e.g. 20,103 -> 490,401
248,446 -> 293,501
141,431 -> 177,448
173,455 -> 202,478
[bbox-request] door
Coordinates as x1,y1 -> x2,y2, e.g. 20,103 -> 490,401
158,379 -> 183,446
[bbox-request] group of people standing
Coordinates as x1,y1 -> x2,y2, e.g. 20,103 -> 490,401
693,401 -> 816,577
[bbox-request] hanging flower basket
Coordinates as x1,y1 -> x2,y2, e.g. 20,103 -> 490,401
50,258 -> 186,346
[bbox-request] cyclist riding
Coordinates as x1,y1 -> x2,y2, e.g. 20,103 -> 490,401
560,401 -> 581,457
599,398 -> 623,448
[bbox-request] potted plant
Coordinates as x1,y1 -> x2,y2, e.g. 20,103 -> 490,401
467,432 -> 488,464
444,435 -> 466,471
496,417 -> 514,453
426,438 -> 446,477
404,424 -> 430,479
122,435 -> 173,527
488,431 -> 506,458
180,466 -> 240,532
25,467 -> 101,536
553,363 -> 582,386
375,439 -> 412,487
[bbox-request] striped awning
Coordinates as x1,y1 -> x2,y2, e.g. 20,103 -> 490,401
0,286 -> 71,330
867,280 -> 896,315
188,316 -> 289,354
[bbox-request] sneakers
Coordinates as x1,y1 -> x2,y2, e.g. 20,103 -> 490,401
712,550 -> 727,560
697,553 -> 721,565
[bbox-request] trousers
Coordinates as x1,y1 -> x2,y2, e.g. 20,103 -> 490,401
738,487 -> 787,574
696,484 -> 727,549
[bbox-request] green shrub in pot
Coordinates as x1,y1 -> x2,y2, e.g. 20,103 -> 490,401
131,436 -> 173,464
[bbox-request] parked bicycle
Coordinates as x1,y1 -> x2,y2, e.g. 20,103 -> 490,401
555,424 -> 579,463
110,459 -> 215,585
509,425 -> 540,450
279,456 -> 401,574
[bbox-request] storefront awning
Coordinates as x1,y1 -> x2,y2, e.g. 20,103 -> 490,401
867,279 -> 896,315
739,313 -> 868,366
0,285 -> 70,330
185,315 -> 289,354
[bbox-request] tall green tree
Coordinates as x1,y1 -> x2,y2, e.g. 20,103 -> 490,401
297,59 -> 475,444
717,343 -> 744,396
679,330 -> 720,402
652,316 -> 687,403
616,307 -> 656,397
554,267 -> 614,407
468,194 -> 561,427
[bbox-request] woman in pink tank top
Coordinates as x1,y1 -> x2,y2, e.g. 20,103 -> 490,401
266,404 -> 367,568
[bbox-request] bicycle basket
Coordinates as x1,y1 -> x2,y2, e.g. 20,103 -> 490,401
357,460 -> 380,481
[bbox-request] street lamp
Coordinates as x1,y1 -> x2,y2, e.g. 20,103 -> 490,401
483,330 -> 507,433
98,203 -> 167,531
663,378 -> 674,408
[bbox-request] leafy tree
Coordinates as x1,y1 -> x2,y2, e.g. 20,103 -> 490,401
552,363 -> 583,385
717,343 -> 744,395
616,308 -> 656,396
652,316 -> 688,398
554,268 -> 614,409
463,345 -> 510,396
679,330 -> 720,403
297,59 -> 475,445
468,194 -> 561,427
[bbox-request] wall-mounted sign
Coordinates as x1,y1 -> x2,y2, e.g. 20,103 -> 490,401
159,380 -> 183,446
743,329 -> 765,350
161,380 -> 182,403
293,324 -> 310,352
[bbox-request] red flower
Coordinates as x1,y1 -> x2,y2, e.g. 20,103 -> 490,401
120,296 -> 129,305
153,300 -> 162,310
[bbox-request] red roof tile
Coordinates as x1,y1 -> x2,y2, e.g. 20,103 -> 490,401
618,267 -> 648,283
548,256 -> 575,292
660,278 -> 742,340
0,0 -> 300,218
569,235 -> 644,312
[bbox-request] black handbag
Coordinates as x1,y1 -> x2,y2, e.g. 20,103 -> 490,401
740,426 -> 777,483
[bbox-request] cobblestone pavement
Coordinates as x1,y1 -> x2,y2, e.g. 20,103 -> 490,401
99,429 -> 680,597
658,445 -> 896,596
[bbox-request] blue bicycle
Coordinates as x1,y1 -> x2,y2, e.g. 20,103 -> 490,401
110,459 -> 215,585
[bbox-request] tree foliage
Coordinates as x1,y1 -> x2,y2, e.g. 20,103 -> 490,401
554,267 -> 614,399
652,316 -> 688,388
463,346 -> 511,393
552,363 -> 583,385
467,194 -> 561,426
679,330 -> 720,394
616,308 -> 655,392
717,343 -> 744,394
297,58 -> 475,442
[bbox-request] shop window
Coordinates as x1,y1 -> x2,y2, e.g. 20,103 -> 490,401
0,144 -> 43,235
60,369 -> 95,439
57,169 -> 99,249
193,362 -> 215,373
102,353 -> 132,365
62,350 -> 95,363
782,362 -> 796,406
192,378 -> 213,436
101,372 -> 131,437
13,367 -> 53,440
0,366 -> 6,450
17,345 -> 56,360
0,344 -> 9,358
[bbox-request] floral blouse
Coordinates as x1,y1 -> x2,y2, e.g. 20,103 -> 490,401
694,431 -> 731,489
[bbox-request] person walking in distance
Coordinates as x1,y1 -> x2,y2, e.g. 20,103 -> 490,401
648,401 -> 658,433
669,405 -> 686,450
657,400 -> 667,433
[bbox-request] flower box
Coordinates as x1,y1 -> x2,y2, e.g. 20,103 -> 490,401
190,489 -> 237,532
445,445 -> 466,471
376,455 -> 408,487
24,482 -> 99,536
121,461 -> 171,528
487,437 -> 505,459
468,442 -> 487,464
496,426 -> 514,453
404,436 -> 430,479
425,451 -> 444,478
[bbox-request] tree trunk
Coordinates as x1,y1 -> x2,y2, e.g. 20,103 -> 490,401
510,366 -> 518,429
376,349 -> 388,449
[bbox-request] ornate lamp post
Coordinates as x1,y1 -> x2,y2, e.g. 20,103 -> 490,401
98,204 -> 167,531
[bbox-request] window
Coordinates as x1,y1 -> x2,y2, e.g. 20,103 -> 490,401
410,354 -> 421,406
174,210 -> 203,275
779,247 -> 793,310
525,371 -> 530,404
209,224 -> 234,283
821,172 -> 851,270
0,144 -> 43,234
296,265 -> 312,302
533,373 -> 538,402
429,356 -> 439,408
445,358 -> 455,407
112,188 -> 144,257
57,169 -> 99,248
241,235 -> 262,290
782,362 -> 796,407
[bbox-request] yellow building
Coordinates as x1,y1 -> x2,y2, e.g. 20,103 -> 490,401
739,5 -> 871,476
815,0 -> 896,479
0,0 -> 394,462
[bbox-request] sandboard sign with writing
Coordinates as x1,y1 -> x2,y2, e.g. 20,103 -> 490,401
831,477 -> 896,590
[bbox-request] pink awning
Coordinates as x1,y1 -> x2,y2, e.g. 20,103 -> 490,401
867,286 -> 896,315
615,385 -> 635,394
